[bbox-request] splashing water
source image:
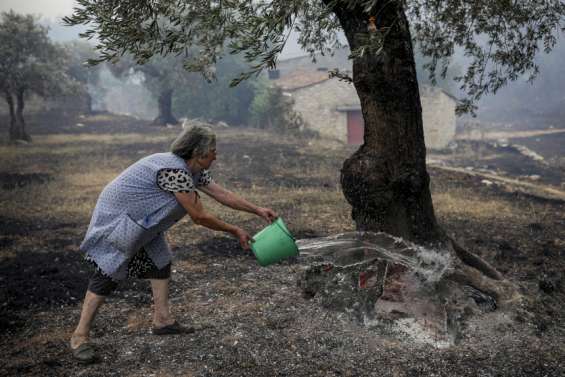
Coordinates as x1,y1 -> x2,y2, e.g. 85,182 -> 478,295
295,232 -> 457,348
296,231 -> 452,284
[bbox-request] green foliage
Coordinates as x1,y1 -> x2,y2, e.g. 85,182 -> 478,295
107,50 -> 259,124
63,40 -> 100,85
173,53 -> 258,125
249,80 -> 282,129
64,0 -> 565,114
62,40 -> 104,111
249,79 -> 304,132
63,0 -> 343,86
407,0 -> 565,113
413,48 -> 462,93
0,11 -> 76,98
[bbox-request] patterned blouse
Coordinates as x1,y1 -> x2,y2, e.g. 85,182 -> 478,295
156,168 -> 213,193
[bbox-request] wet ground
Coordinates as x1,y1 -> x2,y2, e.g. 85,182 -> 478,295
0,112 -> 564,376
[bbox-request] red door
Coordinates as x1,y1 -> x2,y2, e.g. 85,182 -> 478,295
347,110 -> 364,144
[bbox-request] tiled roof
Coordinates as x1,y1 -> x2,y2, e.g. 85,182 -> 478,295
271,70 -> 330,91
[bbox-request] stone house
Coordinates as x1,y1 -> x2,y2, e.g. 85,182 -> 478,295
269,51 -> 458,149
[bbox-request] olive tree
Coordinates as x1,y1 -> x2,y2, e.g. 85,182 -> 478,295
0,11 -> 75,142
64,40 -> 103,114
173,53 -> 259,126
102,52 -> 259,126
135,54 -> 186,125
65,0 -> 565,310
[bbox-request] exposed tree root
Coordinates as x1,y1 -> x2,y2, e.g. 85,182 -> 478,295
448,237 -> 504,281
446,261 -> 522,311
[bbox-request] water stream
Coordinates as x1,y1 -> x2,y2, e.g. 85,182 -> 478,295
296,231 -> 452,284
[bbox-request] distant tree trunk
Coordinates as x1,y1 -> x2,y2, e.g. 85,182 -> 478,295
85,92 -> 93,114
7,90 -> 31,142
5,92 -> 16,135
153,88 -> 177,126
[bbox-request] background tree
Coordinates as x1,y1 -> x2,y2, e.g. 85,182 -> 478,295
87,51 -> 260,125
63,40 -> 102,114
0,11 -> 75,142
249,80 -> 304,132
140,55 -> 186,125
140,52 -> 261,126
105,54 -> 187,125
173,53 -> 258,126
65,1 -> 565,310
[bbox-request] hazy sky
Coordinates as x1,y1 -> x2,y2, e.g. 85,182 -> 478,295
0,0 -> 308,57
0,0 -> 75,19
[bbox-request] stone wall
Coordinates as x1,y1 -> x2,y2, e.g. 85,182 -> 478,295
288,78 -> 358,141
271,48 -> 457,149
288,82 -> 456,149
420,86 -> 457,149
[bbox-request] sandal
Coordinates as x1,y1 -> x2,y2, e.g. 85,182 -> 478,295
71,342 -> 97,364
152,321 -> 195,335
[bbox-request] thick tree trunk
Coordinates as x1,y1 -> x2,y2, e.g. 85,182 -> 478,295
333,2 -> 440,244
7,90 -> 31,142
320,1 -> 519,317
153,89 -> 177,126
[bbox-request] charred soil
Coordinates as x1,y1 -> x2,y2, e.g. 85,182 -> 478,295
0,113 -> 564,376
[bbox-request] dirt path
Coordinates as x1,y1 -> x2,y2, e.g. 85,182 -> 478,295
455,128 -> 565,141
430,164 -> 565,201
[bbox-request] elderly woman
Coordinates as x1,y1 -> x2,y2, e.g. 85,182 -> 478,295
70,125 -> 277,363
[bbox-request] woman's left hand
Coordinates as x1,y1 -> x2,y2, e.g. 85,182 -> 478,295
256,207 -> 277,223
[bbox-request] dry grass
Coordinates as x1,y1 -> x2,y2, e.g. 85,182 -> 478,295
39,132 -> 173,146
0,166 -> 118,223
0,132 -> 172,226
433,189 -> 529,222
0,125 -> 545,257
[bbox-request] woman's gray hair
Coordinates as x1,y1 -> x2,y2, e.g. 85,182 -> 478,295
170,125 -> 216,160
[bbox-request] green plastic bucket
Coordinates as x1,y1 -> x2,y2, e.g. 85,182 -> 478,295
251,218 -> 298,266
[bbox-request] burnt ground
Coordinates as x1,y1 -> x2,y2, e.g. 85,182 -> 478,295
0,112 -> 564,376
430,139 -> 565,188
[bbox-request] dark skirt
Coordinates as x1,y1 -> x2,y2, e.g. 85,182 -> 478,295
87,248 -> 171,296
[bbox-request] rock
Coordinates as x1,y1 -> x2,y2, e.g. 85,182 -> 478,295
513,144 -> 545,162
539,274 -> 556,294
481,179 -> 494,186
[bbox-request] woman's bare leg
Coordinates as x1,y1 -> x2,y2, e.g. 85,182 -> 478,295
70,290 -> 106,349
150,279 -> 175,328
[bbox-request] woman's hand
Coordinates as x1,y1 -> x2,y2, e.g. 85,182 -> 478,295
233,227 -> 253,250
256,207 -> 277,223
